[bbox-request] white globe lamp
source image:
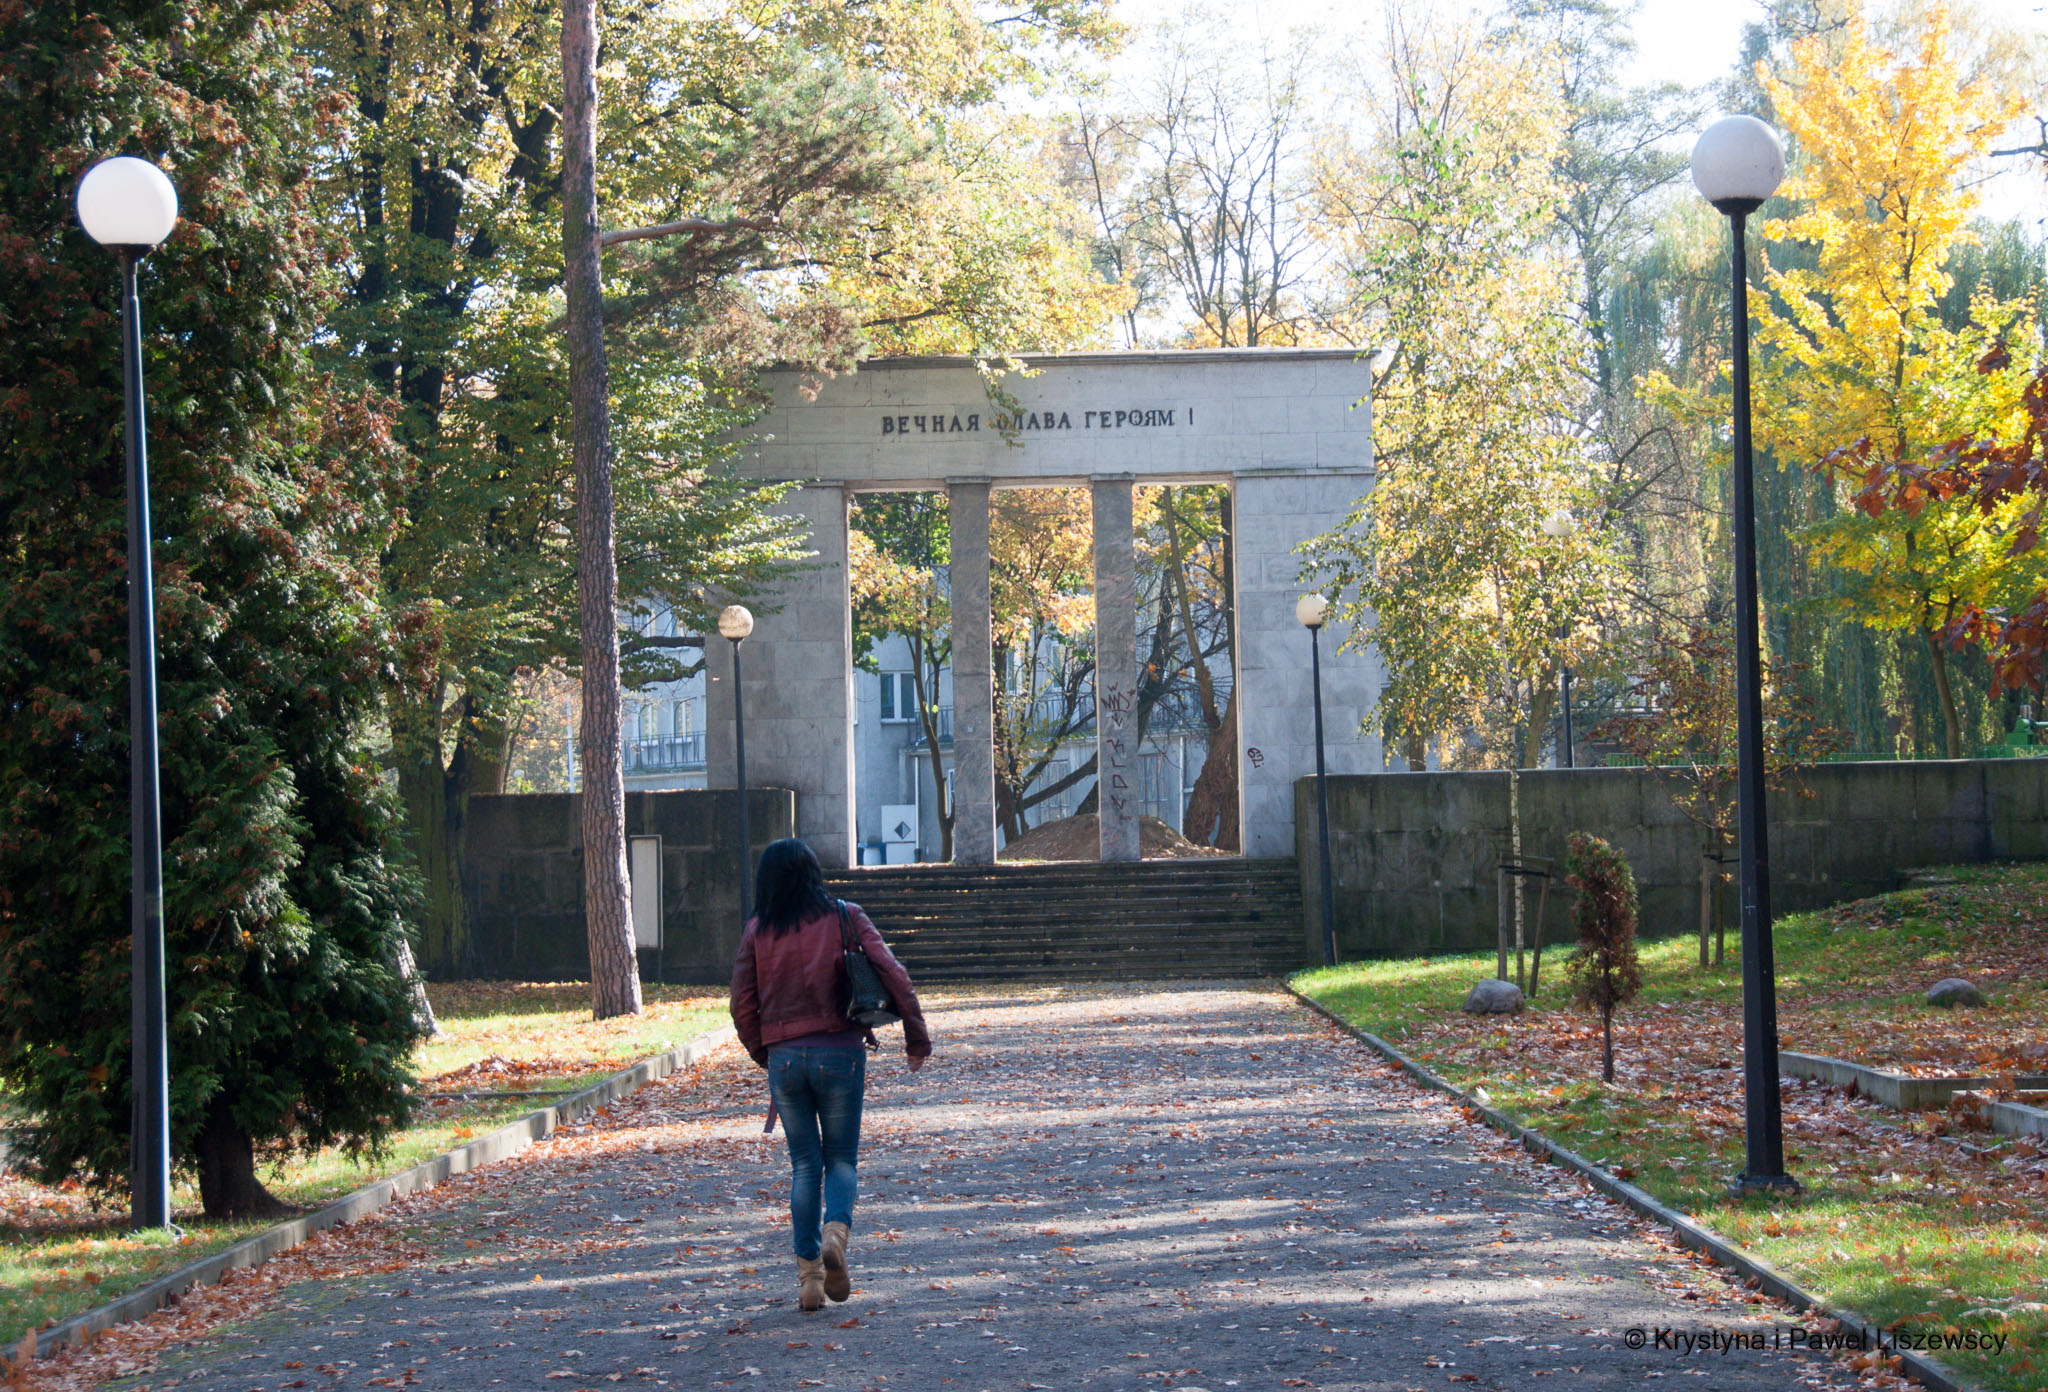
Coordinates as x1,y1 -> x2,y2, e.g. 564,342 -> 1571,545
717,604 -> 754,642
1295,593 -> 1330,630
1690,116 -> 1785,214
76,157 -> 180,249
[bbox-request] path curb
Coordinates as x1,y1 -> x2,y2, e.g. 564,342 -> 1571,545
1282,984 -> 1981,1392
26,1025 -> 735,1360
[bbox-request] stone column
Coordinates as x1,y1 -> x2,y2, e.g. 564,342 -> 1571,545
703,484 -> 855,867
1233,471 -> 1382,857
947,480 -> 997,865
1092,476 -> 1140,862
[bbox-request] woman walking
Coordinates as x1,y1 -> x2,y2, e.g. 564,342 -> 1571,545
730,837 -> 932,1312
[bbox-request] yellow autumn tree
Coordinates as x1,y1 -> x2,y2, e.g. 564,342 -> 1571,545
1752,6 -> 2042,756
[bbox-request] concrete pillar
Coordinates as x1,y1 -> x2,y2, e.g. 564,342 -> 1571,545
703,484 -> 855,867
948,480 -> 997,864
705,632 -> 736,788
1232,471 -> 1382,857
1092,476 -> 1140,862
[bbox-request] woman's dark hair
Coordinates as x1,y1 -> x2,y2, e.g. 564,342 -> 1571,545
753,837 -> 834,936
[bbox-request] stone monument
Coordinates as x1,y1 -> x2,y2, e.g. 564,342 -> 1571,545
706,347 -> 1383,865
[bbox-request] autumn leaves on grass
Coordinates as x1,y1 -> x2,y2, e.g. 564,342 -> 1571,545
1295,861 -> 2048,1392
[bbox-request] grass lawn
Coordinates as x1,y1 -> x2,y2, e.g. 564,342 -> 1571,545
1295,861 -> 2048,1392
0,981 -> 728,1351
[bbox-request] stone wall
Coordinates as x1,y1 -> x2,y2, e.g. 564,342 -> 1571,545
1294,760 -> 2048,960
459,789 -> 795,984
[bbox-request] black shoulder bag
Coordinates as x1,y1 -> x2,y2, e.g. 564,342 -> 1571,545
837,899 -> 903,1030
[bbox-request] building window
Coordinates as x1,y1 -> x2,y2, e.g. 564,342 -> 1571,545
1037,758 -> 1071,821
1141,751 -> 1168,820
880,671 -> 916,723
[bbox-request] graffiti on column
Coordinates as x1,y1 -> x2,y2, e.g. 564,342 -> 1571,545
1102,683 -> 1135,821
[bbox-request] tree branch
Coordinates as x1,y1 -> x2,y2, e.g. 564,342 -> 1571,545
599,215 -> 780,249
620,633 -> 706,650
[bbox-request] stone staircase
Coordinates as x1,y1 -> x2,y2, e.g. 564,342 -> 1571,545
822,858 -> 1308,984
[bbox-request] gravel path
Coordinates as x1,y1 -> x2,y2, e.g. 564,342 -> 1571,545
102,986 -> 1870,1392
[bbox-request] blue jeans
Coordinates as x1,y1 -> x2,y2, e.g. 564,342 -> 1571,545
767,1045 -> 865,1260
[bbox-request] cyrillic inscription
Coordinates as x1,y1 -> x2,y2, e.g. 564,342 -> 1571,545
879,406 -> 1191,438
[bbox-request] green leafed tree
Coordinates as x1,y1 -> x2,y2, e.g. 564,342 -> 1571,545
1305,13 -> 1624,769
0,0 -> 425,1216
305,0 -> 1122,974
302,0 -> 807,982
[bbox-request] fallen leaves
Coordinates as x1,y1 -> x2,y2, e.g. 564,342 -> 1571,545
5,982 -> 1907,1392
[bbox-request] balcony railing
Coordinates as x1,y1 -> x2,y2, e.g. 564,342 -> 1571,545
570,732 -> 707,776
901,705 -> 955,749
626,732 -> 705,772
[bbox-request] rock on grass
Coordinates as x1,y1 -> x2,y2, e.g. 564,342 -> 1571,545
1925,977 -> 1986,1008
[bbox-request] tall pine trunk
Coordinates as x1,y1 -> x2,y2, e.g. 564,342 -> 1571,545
562,0 -> 640,1019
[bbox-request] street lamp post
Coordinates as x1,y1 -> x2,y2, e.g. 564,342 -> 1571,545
76,156 -> 180,1232
1297,594 -> 1337,966
1539,508 -> 1577,769
1692,115 -> 1797,1194
719,605 -> 755,923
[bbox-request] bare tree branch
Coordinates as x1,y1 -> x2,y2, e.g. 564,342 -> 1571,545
599,215 -> 780,248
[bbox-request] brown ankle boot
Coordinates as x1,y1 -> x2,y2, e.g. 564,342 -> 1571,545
820,1222 -> 851,1302
796,1256 -> 826,1312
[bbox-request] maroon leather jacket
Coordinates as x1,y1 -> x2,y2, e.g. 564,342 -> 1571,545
729,899 -> 932,1067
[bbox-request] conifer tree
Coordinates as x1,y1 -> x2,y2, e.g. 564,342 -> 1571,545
1563,833 -> 1642,1085
0,0 -> 424,1216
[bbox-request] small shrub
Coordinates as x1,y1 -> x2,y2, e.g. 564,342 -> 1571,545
1565,832 -> 1643,1083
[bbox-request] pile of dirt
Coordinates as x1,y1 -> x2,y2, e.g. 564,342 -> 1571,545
999,813 -> 1228,862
